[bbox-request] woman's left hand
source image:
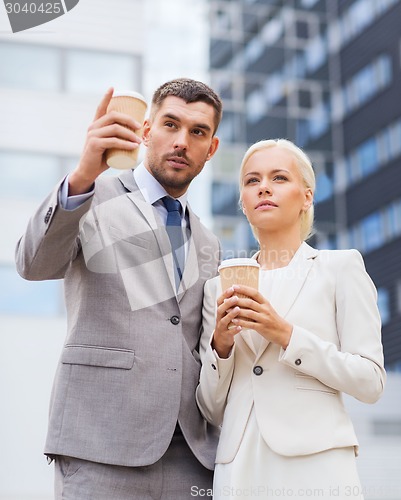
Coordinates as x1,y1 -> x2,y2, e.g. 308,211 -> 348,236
231,285 -> 293,349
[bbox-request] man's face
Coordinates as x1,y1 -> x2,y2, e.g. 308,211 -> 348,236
142,96 -> 219,198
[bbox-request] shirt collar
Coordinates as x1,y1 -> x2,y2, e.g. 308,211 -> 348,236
133,162 -> 188,213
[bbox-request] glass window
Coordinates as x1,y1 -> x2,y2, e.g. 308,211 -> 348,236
265,73 -> 283,106
347,226 -> 360,250
305,35 -> 327,73
218,114 -> 236,143
345,155 -> 356,184
65,50 -> 140,94
338,12 -> 352,45
0,265 -> 62,317
361,212 -> 384,252
377,128 -> 392,165
343,80 -> 355,112
213,76 -> 234,100
308,101 -> 329,140
341,55 -> 392,118
261,17 -> 283,46
211,182 -> 240,216
386,200 -> 401,238
355,65 -> 376,107
357,139 -> 379,177
295,20 -> 310,40
288,52 -> 306,79
377,287 -> 391,325
315,173 -> 333,203
316,233 -> 337,250
300,0 -> 319,8
213,148 -> 244,177
246,89 -> 266,124
340,117 -> 401,188
215,7 -> 232,31
0,42 -> 60,91
338,0 -> 394,50
244,37 -> 264,65
348,0 -> 374,39
296,119 -> 309,148
0,152 -> 61,201
389,120 -> 401,158
376,54 -> 392,87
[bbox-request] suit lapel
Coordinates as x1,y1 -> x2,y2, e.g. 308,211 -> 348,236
255,242 -> 318,360
118,171 -> 177,295
270,242 -> 318,318
238,330 -> 260,357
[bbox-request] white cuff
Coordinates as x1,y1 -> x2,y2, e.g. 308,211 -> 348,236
60,175 -> 94,210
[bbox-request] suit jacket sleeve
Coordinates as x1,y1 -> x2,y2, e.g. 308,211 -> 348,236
280,249 -> 386,403
15,178 -> 93,281
196,277 -> 235,426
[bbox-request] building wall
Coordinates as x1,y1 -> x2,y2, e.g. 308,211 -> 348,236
0,2 -> 145,498
208,0 -> 401,496
0,1 -> 212,497
337,1 -> 401,367
208,0 -> 401,367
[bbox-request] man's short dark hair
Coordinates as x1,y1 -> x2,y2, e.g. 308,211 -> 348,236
151,78 -> 223,134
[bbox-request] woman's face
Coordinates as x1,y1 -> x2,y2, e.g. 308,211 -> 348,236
240,146 -> 312,237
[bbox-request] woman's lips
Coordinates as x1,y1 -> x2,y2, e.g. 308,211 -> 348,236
255,200 -> 278,210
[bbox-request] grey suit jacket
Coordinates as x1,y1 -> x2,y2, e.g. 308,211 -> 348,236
15,170 -> 221,468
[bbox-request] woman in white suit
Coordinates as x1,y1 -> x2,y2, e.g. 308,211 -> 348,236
196,139 -> 386,499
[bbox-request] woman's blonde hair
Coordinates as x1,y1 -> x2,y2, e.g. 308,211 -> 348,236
239,138 -> 316,242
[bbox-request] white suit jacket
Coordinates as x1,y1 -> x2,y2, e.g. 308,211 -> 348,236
196,243 -> 386,463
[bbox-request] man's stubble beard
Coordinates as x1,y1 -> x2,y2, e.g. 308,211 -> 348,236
146,151 -> 209,193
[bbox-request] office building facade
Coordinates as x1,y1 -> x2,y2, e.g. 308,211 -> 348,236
208,0 -> 401,369
0,2 -> 145,498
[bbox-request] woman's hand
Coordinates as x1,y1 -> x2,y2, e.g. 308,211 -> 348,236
211,286 -> 242,359
230,285 -> 293,349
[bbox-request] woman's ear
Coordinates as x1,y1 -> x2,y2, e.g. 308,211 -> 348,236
302,188 -> 313,212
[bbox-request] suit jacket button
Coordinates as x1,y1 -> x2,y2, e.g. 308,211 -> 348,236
295,358 -> 302,366
44,207 -> 53,224
253,365 -> 263,376
170,315 -> 180,325
211,364 -> 217,370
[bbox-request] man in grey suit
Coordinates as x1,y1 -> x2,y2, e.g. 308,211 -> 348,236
16,78 -> 222,499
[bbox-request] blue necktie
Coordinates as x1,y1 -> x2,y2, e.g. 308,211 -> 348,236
162,196 -> 185,289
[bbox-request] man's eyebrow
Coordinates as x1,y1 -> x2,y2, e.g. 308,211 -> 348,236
162,113 -> 212,132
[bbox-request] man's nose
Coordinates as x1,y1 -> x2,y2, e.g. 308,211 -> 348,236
173,130 -> 189,150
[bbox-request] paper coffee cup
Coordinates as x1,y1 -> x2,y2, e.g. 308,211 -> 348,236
105,90 -> 147,170
218,258 -> 260,298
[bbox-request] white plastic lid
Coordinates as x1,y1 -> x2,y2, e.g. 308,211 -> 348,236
218,258 -> 260,271
112,90 -> 147,104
